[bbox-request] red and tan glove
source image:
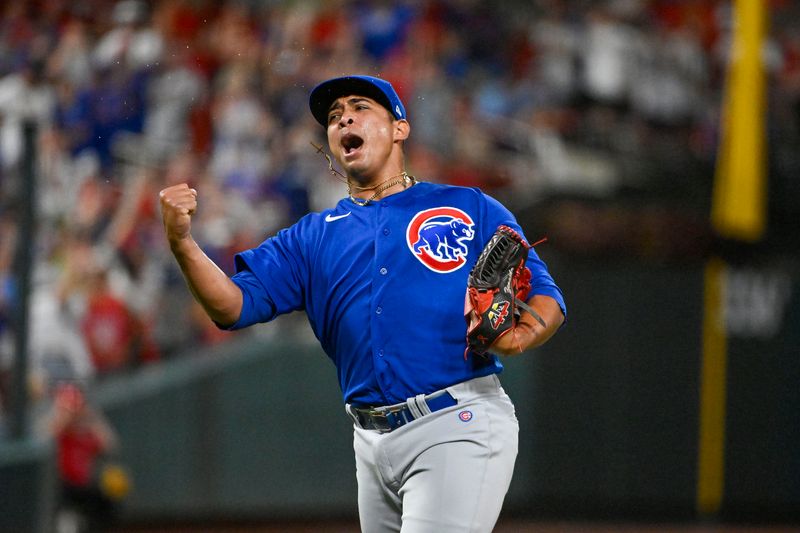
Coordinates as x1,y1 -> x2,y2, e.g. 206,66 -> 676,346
464,225 -> 547,357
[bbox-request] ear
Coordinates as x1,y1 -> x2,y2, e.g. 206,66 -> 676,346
393,119 -> 410,142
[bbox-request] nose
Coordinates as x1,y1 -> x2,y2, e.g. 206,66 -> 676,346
338,111 -> 355,128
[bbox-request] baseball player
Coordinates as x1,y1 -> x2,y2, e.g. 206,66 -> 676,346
159,75 -> 566,532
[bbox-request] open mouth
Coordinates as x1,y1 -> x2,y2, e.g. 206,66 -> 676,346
341,133 -> 364,155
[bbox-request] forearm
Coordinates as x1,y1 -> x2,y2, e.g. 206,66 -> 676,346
495,294 -> 564,356
170,236 -> 243,327
524,294 -> 564,347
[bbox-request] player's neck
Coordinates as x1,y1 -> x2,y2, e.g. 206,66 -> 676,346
348,170 -> 416,205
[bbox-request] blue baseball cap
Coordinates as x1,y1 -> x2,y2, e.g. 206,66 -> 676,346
309,75 -> 406,126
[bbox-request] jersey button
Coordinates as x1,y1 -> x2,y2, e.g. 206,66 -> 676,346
378,350 -> 384,357
376,307 -> 382,315
383,228 -> 390,236
380,267 -> 388,275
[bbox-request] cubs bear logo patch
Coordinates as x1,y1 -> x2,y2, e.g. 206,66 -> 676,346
406,207 -> 475,273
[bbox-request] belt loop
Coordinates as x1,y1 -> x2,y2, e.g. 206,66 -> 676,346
414,393 -> 432,416
444,386 -> 459,403
406,396 -> 424,419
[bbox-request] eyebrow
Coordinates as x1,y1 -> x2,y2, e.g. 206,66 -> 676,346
327,97 -> 373,116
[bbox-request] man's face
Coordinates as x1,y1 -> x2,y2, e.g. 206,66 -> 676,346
326,95 -> 397,181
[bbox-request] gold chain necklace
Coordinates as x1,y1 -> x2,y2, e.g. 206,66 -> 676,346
310,141 -> 417,206
349,172 -> 416,206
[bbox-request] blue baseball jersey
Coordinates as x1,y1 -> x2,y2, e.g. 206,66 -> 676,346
226,182 -> 566,406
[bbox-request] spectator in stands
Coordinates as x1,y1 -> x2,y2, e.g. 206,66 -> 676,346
0,56 -> 55,173
44,382 -> 127,533
79,264 -> 159,375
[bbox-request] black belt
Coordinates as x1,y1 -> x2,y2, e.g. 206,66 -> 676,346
348,391 -> 458,433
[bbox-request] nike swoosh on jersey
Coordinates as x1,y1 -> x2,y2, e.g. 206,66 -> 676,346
325,212 -> 351,222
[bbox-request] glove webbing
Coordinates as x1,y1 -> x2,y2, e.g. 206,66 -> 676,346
475,230 -> 548,329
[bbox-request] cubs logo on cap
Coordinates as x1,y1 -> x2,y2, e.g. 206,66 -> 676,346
406,207 -> 475,273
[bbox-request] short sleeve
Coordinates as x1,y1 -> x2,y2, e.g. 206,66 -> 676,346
223,225 -> 310,329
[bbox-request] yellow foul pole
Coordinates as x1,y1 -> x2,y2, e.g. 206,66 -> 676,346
699,0 -> 769,516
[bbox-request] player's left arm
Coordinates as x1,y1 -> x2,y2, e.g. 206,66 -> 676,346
491,294 -> 564,356
474,191 -> 566,356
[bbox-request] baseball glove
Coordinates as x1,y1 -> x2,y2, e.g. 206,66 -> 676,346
464,225 -> 547,356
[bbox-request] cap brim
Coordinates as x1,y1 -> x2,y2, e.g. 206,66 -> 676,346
309,76 -> 395,126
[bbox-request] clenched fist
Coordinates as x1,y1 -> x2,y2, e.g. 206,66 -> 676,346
159,183 -> 198,245
157,183 -> 243,326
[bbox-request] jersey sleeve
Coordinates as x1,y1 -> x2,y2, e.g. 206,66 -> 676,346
478,190 -> 567,320
224,223 -> 309,330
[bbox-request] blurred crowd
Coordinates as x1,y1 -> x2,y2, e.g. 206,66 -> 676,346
0,0 -> 799,436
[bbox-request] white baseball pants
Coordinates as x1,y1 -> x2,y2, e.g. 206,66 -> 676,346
350,374 -> 519,533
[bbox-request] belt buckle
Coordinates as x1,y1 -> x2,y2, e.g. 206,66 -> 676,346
352,402 -> 416,433
374,405 -> 410,433
370,409 -> 392,432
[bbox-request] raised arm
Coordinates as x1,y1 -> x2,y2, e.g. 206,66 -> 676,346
159,183 -> 242,327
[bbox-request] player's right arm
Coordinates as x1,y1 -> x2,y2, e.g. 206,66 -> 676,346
159,183 -> 242,327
